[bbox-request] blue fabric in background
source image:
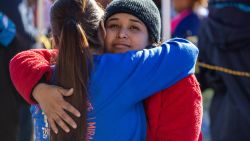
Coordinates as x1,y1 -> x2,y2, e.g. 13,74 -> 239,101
0,12 -> 16,47
172,12 -> 201,39
30,105 -> 50,141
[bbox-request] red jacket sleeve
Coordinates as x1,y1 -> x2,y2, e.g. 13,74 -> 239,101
145,74 -> 203,141
9,49 -> 58,104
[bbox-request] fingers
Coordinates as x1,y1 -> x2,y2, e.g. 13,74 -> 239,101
50,107 -> 78,133
57,87 -> 74,97
40,86 -> 79,134
48,97 -> 80,133
47,104 -> 78,134
57,109 -> 77,129
64,88 -> 74,96
53,114 -> 70,133
48,118 -> 58,134
63,101 -> 81,117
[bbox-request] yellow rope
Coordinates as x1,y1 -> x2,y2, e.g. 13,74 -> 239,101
36,35 -> 52,49
197,62 -> 250,77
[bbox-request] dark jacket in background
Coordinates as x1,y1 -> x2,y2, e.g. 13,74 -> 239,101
198,2 -> 250,141
0,0 -> 35,140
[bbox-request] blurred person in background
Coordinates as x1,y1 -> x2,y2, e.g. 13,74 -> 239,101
20,0 -> 52,49
0,0 -> 51,140
0,0 -> 35,140
197,0 -> 250,140
171,0 -> 207,43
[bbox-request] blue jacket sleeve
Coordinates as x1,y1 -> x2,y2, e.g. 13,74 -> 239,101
90,38 -> 198,108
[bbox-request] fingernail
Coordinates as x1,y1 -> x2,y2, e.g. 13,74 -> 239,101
66,129 -> 70,133
77,112 -> 81,117
73,124 -> 77,129
55,130 -> 58,134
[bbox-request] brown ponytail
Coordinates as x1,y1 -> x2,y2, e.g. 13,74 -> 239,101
49,0 -> 104,140
51,18 -> 92,141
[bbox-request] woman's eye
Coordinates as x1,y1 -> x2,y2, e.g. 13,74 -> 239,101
108,24 -> 119,29
130,26 -> 140,31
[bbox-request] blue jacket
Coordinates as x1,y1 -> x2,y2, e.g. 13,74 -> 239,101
31,38 -> 198,141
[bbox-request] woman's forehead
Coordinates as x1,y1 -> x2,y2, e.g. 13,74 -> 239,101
107,13 -> 144,24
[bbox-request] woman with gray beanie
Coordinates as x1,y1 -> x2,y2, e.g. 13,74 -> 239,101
104,0 -> 202,140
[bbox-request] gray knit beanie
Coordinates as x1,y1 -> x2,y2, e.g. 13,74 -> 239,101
104,0 -> 161,43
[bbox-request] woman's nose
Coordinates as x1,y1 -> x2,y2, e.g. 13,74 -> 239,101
117,28 -> 128,39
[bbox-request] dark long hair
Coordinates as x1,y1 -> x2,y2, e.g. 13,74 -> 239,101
50,0 -> 104,140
